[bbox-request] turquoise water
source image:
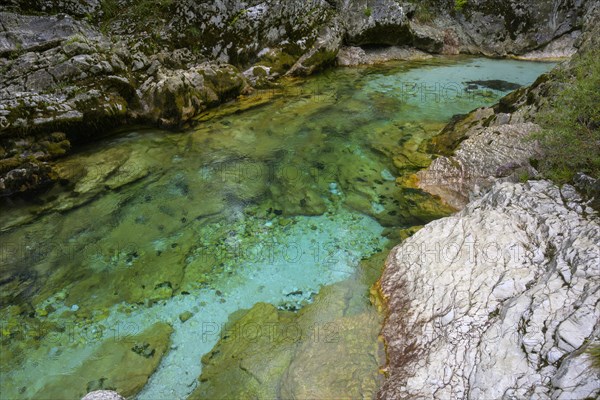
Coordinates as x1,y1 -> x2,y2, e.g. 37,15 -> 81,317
0,57 -> 554,399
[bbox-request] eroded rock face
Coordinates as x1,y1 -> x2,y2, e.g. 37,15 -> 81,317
379,180 -> 600,399
406,0 -> 593,57
417,122 -> 542,209
337,45 -> 431,66
341,0 -> 411,46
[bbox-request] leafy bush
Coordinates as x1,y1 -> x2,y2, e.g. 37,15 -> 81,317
534,51 -> 600,183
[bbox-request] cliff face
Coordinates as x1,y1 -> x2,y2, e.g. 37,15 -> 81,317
0,0 -> 593,197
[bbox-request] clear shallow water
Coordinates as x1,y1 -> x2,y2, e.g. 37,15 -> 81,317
0,56 -> 554,399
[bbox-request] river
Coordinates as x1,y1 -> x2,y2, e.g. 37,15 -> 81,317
0,56 -> 554,399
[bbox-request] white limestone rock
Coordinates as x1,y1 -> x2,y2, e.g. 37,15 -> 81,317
418,122 -> 542,209
379,180 -> 600,399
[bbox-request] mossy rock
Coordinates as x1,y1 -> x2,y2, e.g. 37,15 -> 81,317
259,49 -> 299,75
425,107 -> 495,156
189,303 -> 297,400
192,276 -> 385,399
34,322 -> 173,399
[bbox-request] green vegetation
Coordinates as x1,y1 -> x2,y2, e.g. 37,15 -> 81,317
364,7 -> 372,17
404,0 -> 437,23
229,9 -> 248,27
534,51 -> 600,183
454,0 -> 467,11
100,0 -> 174,34
518,171 -> 531,183
415,3 -> 434,22
588,344 -> 600,369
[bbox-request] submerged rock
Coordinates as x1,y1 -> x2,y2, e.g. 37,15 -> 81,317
35,322 -> 173,399
191,270 -> 385,399
81,390 -> 125,400
379,180 -> 600,399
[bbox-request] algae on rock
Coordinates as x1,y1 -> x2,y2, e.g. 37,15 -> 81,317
33,322 -> 173,399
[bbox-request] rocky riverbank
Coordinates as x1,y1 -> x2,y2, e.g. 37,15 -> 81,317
0,0 -> 594,197
379,180 -> 600,399
378,3 -> 600,398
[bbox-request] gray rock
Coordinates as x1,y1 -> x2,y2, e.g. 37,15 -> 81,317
0,12 -> 99,55
342,0 -> 410,45
136,63 -> 246,127
62,40 -> 92,56
337,45 -> 432,66
516,31 -> 581,61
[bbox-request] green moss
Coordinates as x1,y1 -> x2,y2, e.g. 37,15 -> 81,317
364,7 -> 372,17
588,344 -> 600,369
260,50 -> 299,75
415,4 -> 434,23
302,48 -> 338,74
454,0 -> 467,12
518,170 -> 530,183
0,157 -> 21,174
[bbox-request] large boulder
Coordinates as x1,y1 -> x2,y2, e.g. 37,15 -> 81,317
135,63 -> 247,127
379,180 -> 600,399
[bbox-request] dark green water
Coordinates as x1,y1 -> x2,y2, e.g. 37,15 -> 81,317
0,56 -> 554,399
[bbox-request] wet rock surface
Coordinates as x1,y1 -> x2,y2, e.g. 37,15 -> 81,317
379,180 -> 600,399
418,121 -> 542,209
